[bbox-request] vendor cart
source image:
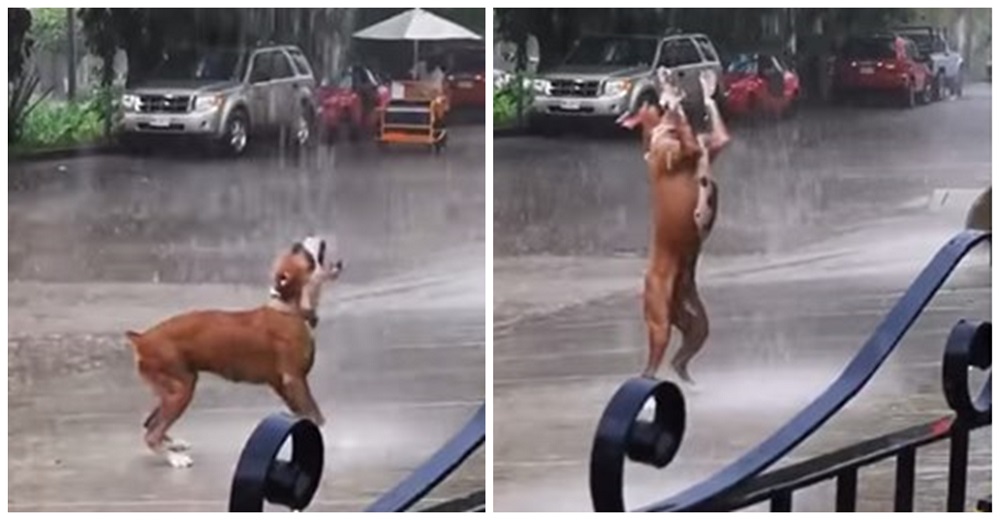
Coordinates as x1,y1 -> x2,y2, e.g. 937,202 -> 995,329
378,80 -> 449,152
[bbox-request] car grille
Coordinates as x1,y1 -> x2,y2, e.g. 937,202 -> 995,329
550,79 -> 601,98
139,95 -> 191,114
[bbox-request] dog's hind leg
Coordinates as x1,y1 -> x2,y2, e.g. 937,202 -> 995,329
273,374 -> 326,426
145,374 -> 197,468
642,262 -> 678,379
671,265 -> 709,384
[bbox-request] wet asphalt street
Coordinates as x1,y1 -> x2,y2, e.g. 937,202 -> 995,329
8,126 -> 485,511
493,85 -> 991,511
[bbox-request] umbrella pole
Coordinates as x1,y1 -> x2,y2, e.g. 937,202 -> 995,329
413,40 -> 419,79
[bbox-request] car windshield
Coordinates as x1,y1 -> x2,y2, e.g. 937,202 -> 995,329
451,53 -> 485,73
839,38 -> 896,60
150,49 -> 244,81
726,54 -> 758,74
899,33 -> 934,54
564,36 -> 657,67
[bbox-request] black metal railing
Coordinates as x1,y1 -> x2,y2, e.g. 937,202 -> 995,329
590,230 -> 991,512
365,404 -> 486,512
229,403 -> 485,512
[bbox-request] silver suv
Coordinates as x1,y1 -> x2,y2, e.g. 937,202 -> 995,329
530,32 -> 722,130
120,44 -> 317,156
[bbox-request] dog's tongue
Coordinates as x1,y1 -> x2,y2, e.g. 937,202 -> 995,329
617,111 -> 643,130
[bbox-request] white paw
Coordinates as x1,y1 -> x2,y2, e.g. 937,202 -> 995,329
166,437 -> 191,452
167,451 -> 193,468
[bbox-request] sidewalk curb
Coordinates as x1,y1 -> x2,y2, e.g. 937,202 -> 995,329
493,126 -> 531,138
10,142 -> 120,163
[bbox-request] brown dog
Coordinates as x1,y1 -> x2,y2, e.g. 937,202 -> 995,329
126,238 -> 341,468
618,68 -> 730,382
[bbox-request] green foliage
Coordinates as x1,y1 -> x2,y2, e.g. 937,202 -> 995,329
21,98 -> 104,147
493,74 -> 533,128
12,85 -> 118,147
8,70 -> 51,143
29,8 -> 70,53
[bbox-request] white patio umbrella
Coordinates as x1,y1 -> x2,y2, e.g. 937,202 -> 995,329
353,8 -> 482,79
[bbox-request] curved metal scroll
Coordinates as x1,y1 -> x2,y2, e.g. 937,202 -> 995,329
365,403 -> 486,512
590,378 -> 686,511
589,229 -> 990,512
229,413 -> 324,512
942,320 -> 991,425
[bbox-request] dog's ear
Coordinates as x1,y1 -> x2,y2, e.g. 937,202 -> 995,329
125,330 -> 142,348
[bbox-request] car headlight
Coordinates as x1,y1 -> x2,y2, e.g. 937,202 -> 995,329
194,94 -> 224,112
121,94 -> 140,112
603,79 -> 631,96
532,79 -> 551,95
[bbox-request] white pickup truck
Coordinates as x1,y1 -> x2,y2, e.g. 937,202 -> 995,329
893,26 -> 964,100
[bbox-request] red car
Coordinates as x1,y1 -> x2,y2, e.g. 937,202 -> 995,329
317,65 -> 390,141
432,47 -> 485,109
831,35 -> 932,107
722,52 -> 801,118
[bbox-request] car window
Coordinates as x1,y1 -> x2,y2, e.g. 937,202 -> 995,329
249,52 -> 273,83
271,51 -> 294,79
840,38 -> 896,60
288,49 -> 313,77
769,56 -> 784,72
695,37 -> 719,63
564,36 -> 658,67
659,38 -> 702,67
725,53 -> 757,74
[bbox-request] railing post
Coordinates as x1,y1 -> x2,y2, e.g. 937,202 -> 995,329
946,423 -> 970,512
835,468 -> 858,512
770,490 -> 792,512
893,446 -> 916,512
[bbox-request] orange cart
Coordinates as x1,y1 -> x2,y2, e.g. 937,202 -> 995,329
377,80 -> 449,153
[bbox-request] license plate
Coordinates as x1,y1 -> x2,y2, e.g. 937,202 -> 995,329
559,100 -> 581,111
149,116 -> 171,127
457,81 -> 474,89
859,67 -> 875,75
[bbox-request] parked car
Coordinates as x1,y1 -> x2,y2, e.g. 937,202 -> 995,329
722,51 -> 800,119
892,26 -> 964,99
317,64 -> 390,141
831,35 -> 932,108
528,31 -> 723,131
119,44 -> 318,156
442,46 -> 486,108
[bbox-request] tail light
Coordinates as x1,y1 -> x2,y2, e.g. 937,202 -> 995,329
474,74 -> 483,82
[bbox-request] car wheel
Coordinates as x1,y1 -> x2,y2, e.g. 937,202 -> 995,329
932,72 -> 945,101
900,81 -> 916,108
783,94 -> 799,118
919,79 -> 933,105
220,110 -> 249,156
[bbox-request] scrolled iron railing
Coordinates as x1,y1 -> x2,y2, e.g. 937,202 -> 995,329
590,230 -> 991,512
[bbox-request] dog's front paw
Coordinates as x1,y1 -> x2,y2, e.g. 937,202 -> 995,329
166,451 -> 193,468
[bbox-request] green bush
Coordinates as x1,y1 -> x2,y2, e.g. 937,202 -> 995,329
21,98 -> 103,146
8,70 -> 49,143
494,73 -> 533,128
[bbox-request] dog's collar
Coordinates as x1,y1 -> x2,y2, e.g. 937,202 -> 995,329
267,293 -> 319,329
